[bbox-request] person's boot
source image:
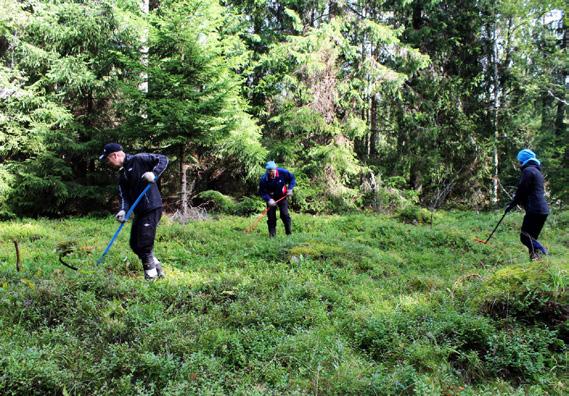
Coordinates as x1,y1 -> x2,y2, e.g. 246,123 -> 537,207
531,240 -> 548,256
269,227 -> 276,238
284,221 -> 292,236
529,252 -> 542,261
144,268 -> 158,280
153,256 -> 165,278
143,257 -> 158,281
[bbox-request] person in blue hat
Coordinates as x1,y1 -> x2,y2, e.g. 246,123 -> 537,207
99,143 -> 169,279
505,149 -> 549,261
259,161 -> 296,237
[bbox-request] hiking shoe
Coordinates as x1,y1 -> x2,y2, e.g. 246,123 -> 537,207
531,240 -> 549,256
144,268 -> 159,281
529,252 -> 542,262
154,257 -> 165,278
155,263 -> 165,278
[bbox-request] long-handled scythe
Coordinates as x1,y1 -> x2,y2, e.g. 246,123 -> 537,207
245,195 -> 287,233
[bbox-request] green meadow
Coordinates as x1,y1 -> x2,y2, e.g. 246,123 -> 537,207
1,211 -> 568,395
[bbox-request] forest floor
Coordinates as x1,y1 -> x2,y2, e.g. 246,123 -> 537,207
0,210 -> 568,394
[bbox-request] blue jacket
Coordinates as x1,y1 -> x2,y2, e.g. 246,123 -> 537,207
118,153 -> 169,214
259,168 -> 296,202
511,162 -> 549,215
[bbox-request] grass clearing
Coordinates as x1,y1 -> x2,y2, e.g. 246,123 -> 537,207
1,210 -> 567,394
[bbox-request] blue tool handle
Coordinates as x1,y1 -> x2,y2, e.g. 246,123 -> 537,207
97,183 -> 152,265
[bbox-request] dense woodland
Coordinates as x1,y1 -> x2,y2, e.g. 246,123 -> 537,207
1,2 -> 568,394
1,0 -> 567,217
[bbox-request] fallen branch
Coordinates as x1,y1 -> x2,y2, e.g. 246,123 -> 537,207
13,240 -> 21,272
547,90 -> 569,105
498,179 -> 514,200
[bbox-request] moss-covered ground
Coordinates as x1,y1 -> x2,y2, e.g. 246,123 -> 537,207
0,210 -> 567,394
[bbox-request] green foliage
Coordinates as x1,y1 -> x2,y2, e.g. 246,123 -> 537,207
10,154 -> 73,216
126,0 -> 265,193
244,13 -> 430,212
6,2 -> 565,391
398,205 -> 434,224
484,326 -> 561,382
0,165 -> 15,219
219,119 -> 267,182
195,192 -> 265,216
1,0 -> 142,217
196,190 -> 237,213
234,196 -> 265,216
474,261 -> 569,326
0,211 -> 567,393
0,222 -> 48,242
2,0 -> 568,217
0,0 -> 269,217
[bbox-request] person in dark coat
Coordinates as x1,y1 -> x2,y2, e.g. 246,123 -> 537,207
259,161 -> 296,237
99,143 -> 169,279
505,149 -> 549,261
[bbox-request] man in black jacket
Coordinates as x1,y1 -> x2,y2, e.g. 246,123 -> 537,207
100,143 -> 169,279
506,149 -> 549,261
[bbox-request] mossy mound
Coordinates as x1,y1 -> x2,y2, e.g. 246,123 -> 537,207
474,260 -> 569,326
397,206 -> 434,224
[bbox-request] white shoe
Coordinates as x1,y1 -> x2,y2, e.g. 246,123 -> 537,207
153,256 -> 165,278
144,268 -> 158,281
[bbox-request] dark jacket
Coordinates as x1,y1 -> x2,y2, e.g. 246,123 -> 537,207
118,153 -> 169,214
259,168 -> 296,202
511,161 -> 549,215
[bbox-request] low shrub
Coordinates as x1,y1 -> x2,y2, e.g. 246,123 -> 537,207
475,261 -> 569,326
484,327 -> 561,382
398,205 -> 434,224
196,191 -> 237,213
234,196 -> 265,216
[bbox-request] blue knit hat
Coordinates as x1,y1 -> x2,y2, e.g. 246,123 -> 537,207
516,149 -> 540,167
265,161 -> 277,170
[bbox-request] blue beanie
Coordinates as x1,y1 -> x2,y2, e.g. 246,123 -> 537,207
265,161 -> 277,170
517,149 -> 540,167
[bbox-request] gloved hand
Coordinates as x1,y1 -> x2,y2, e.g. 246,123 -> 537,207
141,172 -> 156,183
115,210 -> 126,223
268,199 -> 277,207
505,202 -> 516,213
286,189 -> 293,197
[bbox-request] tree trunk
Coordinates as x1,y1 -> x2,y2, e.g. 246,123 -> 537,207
139,0 -> 149,94
181,165 -> 190,217
409,163 -> 422,192
370,93 -> 379,157
555,17 -> 567,138
328,1 -> 340,21
412,1 -> 423,30
491,19 -> 500,205
179,145 -> 187,216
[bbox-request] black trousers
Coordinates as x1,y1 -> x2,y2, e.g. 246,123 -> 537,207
130,208 -> 162,267
520,213 -> 548,254
267,198 -> 291,236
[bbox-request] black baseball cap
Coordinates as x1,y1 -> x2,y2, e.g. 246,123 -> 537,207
99,143 -> 123,161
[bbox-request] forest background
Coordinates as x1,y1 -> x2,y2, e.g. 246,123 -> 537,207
1,0 -> 567,218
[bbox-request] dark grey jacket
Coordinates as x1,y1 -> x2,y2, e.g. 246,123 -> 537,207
118,153 -> 168,214
511,162 -> 549,215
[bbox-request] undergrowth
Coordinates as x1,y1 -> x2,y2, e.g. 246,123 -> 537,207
0,211 -> 567,394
